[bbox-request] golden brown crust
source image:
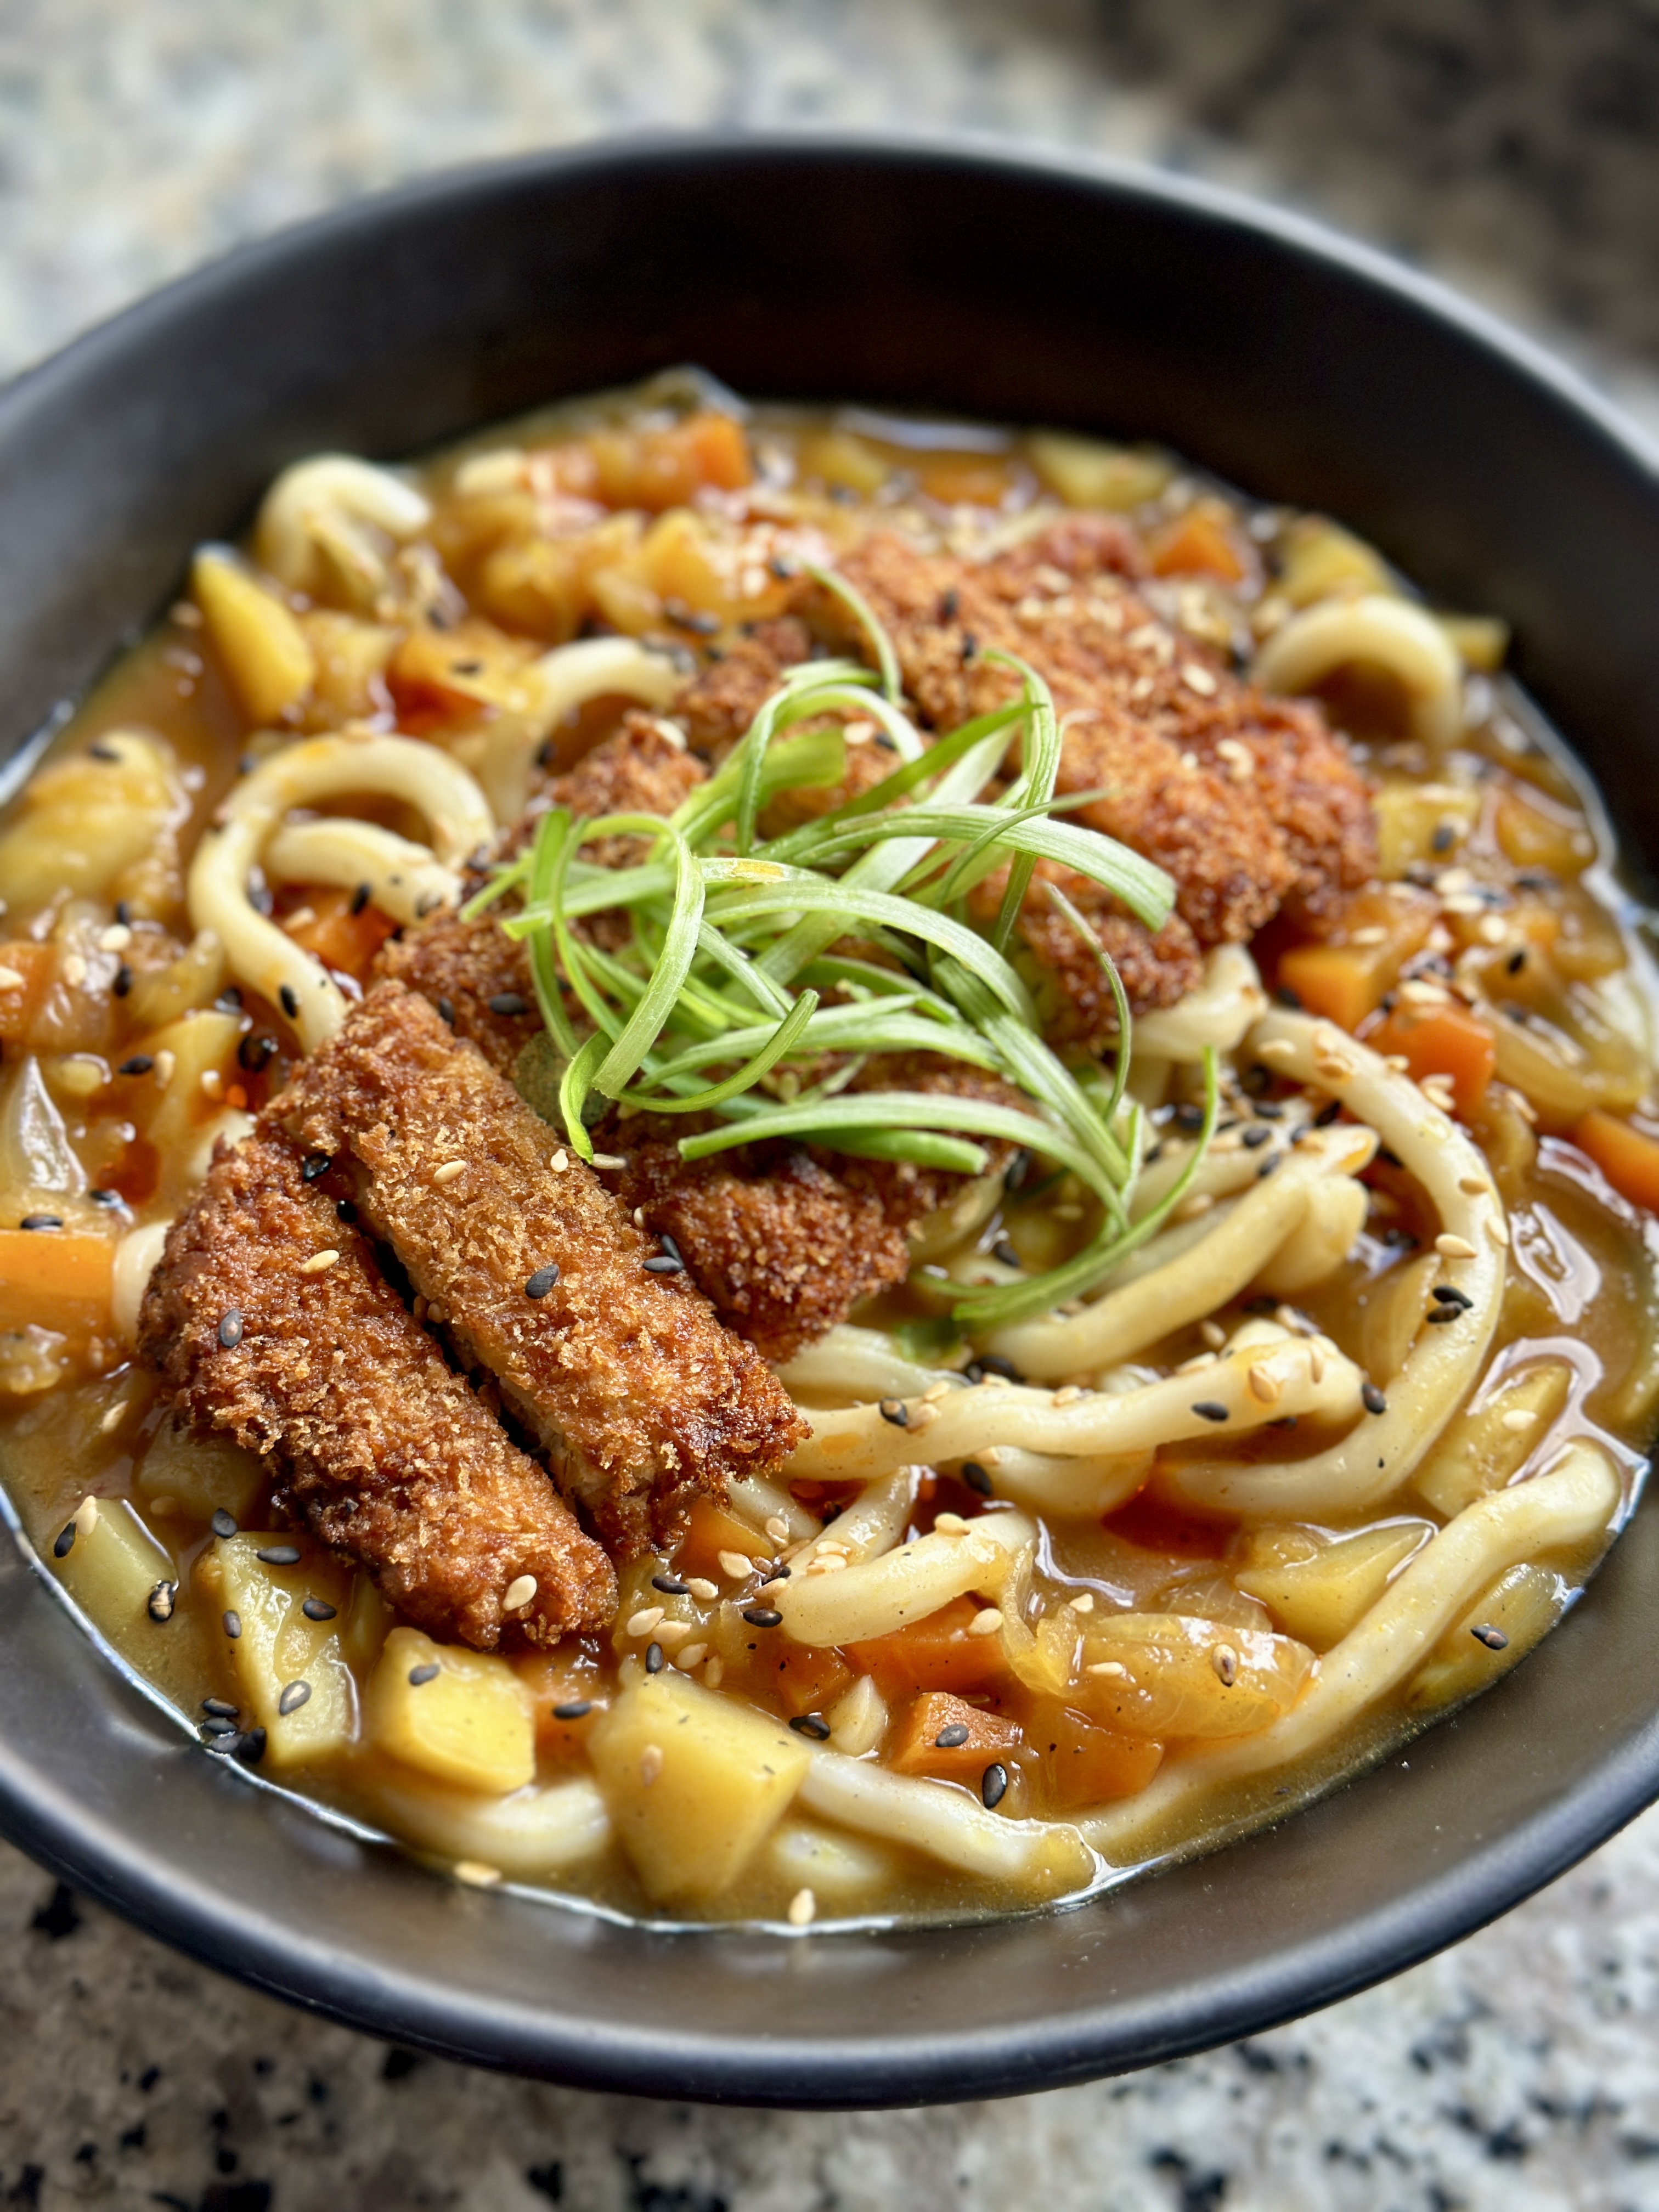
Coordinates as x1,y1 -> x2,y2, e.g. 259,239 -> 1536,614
137,1126 -> 617,1646
524,710 -> 708,867
675,618 -> 813,755
277,981 -> 806,1555
376,906 -> 539,1075
596,1126 -> 910,1363
831,1053 -> 1027,1231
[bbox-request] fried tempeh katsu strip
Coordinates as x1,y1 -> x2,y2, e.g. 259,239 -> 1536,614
276,980 -> 806,1554
138,1125 -> 618,1647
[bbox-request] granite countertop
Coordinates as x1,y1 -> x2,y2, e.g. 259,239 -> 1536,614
5,3 -> 1659,2205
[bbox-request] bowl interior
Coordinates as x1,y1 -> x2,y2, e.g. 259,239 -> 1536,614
3,136 -> 1659,2103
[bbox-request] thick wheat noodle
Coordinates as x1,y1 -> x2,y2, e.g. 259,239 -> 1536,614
777,1506 -> 1032,1646
1131,944 -> 1268,1060
264,819 -> 459,926
1125,1098 -> 1323,1218
797,1751 -> 1093,1887
1251,594 -> 1464,747
478,637 -> 682,821
373,1776 -> 612,1879
983,1121 -> 1375,1381
188,734 -> 494,1053
1081,1441 -> 1620,1858
786,1469 -> 919,1578
255,455 -> 432,595
776,1324 -> 972,1407
788,1330 -> 1364,1485
1165,1010 -> 1505,1517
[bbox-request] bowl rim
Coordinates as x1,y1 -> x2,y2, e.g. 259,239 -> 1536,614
3,126 -> 1659,2104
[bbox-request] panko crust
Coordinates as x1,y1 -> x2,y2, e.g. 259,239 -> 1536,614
276,980 -> 806,1555
137,1125 -> 617,1647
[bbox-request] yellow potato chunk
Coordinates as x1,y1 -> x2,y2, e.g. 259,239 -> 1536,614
216,1533 -> 357,1769
368,1626 -> 534,1796
589,1671 -> 811,1903
0,730 -> 185,913
1236,1521 -> 1431,1650
1026,430 -> 1171,511
193,549 -> 316,723
51,1497 -> 173,1637
136,1415 -> 267,1527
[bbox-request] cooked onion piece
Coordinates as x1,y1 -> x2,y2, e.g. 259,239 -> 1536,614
111,1221 -> 172,1346
1082,1442 -> 1620,1859
776,1506 -> 1031,1647
189,733 -> 493,1052
1166,1010 -> 1504,1519
788,1330 -> 1363,1486
1251,593 -> 1464,746
797,1752 -> 1093,1888
986,1122 -> 1374,1383
478,637 -> 682,822
1132,944 -> 1267,1060
255,454 -> 432,600
373,1775 -> 612,1878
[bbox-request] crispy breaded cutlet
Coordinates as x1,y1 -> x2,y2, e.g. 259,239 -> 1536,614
594,1125 -> 910,1364
521,710 -> 708,866
137,1125 -> 617,1647
829,1052 -> 1028,1230
832,522 -> 1375,966
276,980 -> 806,1555
676,618 -> 814,755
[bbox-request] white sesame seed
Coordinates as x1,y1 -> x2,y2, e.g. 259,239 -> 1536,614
1200,1319 -> 1227,1350
787,1887 -> 817,1927
1502,1409 -> 1539,1432
1308,1342 -> 1326,1384
1400,979 -> 1451,1007
1176,1351 -> 1218,1374
717,1550 -> 755,1579
433,1160 -> 465,1185
1066,1592 -> 1095,1613
98,923 -> 132,953
299,1249 -> 341,1274
200,1068 -> 223,1100
1436,1233 -> 1477,1259
1172,1192 -> 1215,1223
1246,1363 -> 1282,1406
1458,1174 -> 1489,1195
765,1515 -> 791,1543
640,1744 -> 664,1786
60,952 -> 88,988
152,1048 -> 176,1091
978,1447 -> 1003,1468
654,1620 -> 692,1649
1348,926 -> 1388,946
969,1608 -> 1004,1638
589,1152 -> 627,1171
1053,1384 -> 1084,1406
702,1657 -> 724,1688
920,1381 -> 951,1403
907,1401 -> 940,1430
503,1574 -> 538,1611
550,1149 -> 569,1173
453,1860 -> 503,1888
1384,1054 -> 1412,1073
626,1605 -> 665,1638
1487,1211 -> 1511,1248
0,967 -> 24,992
1086,1660 -> 1128,1678
685,1577 -> 720,1602
1182,664 -> 1220,699
72,1494 -> 100,1536
676,1642 -> 709,1672
933,1511 -> 970,1536
1477,915 -> 1509,945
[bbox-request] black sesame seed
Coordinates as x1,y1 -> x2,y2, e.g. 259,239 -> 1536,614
981,1762 -> 1009,1809
1362,1383 -> 1387,1416
1506,948 -> 1527,975
1276,984 -> 1303,1009
301,1596 -> 337,1622
1432,1285 -> 1474,1310
552,1699 -> 594,1721
961,632 -> 978,661
524,1263 -> 560,1299
1242,1124 -> 1272,1149
350,882 -> 371,916
88,741 -> 120,763
643,1254 -> 684,1274
202,1697 -> 238,1718
962,1462 -> 993,1497
407,1661 -> 441,1686
651,1574 -> 689,1596
487,992 -> 528,1016
1471,1623 -> 1509,1651
216,984 -> 244,1012
52,1522 -> 76,1559
742,1606 -> 783,1628
223,1610 -> 242,1639
118,1054 -> 154,1076
991,1237 -> 1021,1269
211,1508 -> 238,1538
644,1641 -> 665,1674
658,1232 -> 684,1267
1172,1101 -> 1205,1132
277,1680 -> 311,1717
201,1716 -> 240,1739
89,1188 -> 120,1207
1314,1097 -> 1342,1127
335,1197 -> 357,1223
147,1580 -> 177,1623
114,963 -> 133,997
1253,1100 -> 1284,1120
237,1033 -> 276,1074
300,1152 -> 332,1183
966,1352 -> 1023,1385
256,1544 -> 301,1566
1191,1401 -> 1230,1423
19,1215 -> 61,1231
878,1397 -> 909,1427
935,1723 -> 970,1749
764,1562 -> 792,1580
940,588 -> 960,622
233,1727 -> 267,1767
1377,1146 -> 1404,1169
1431,821 -> 1457,854
278,984 -> 300,1020
114,900 -> 132,927
217,1310 -> 243,1350
436,996 -> 456,1028
791,1713 -> 833,1741
1003,1148 -> 1032,1194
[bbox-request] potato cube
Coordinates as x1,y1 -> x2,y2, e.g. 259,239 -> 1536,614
1026,431 -> 1171,511
193,549 -> 315,723
216,1533 -> 357,1768
368,1626 -> 534,1795
589,1671 -> 811,1903
136,1415 -> 267,1528
52,1496 -> 174,1638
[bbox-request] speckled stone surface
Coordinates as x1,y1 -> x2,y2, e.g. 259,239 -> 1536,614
6,4 -> 1659,2205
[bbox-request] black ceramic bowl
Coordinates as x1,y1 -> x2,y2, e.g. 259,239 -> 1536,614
3,134 -> 1659,2107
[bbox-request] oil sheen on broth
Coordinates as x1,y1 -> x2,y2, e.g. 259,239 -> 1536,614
0,373 -> 1654,1929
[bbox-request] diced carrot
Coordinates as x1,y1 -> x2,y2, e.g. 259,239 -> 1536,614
386,615 -> 533,731
753,1641 -> 854,1720
0,944 -> 57,1042
1018,1698 -> 1163,1812
285,887 -> 399,985
1367,1001 -> 1496,1119
675,1495 -> 771,1584
589,413 -> 752,511
1279,943 -> 1388,1031
847,1595 -> 1013,1701
0,1229 -> 114,1335
888,1690 -> 1022,1782
916,454 -> 1015,507
513,1652 -> 607,1760
1572,1110 -> 1659,1216
1146,499 -> 1249,583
